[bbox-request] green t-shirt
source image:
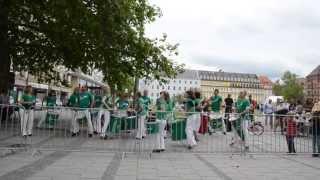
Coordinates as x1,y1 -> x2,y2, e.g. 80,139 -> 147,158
21,94 -> 36,109
68,93 -> 79,107
94,95 -> 103,108
185,98 -> 195,116
142,96 -> 151,112
137,97 -> 147,116
211,95 -> 222,112
195,98 -> 202,112
236,98 -> 250,113
117,99 -> 129,110
79,92 -> 93,109
166,99 -> 175,112
156,98 -> 167,120
46,96 -> 56,107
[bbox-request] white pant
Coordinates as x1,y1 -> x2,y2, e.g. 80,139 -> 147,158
155,120 -> 166,150
242,120 -> 249,147
19,109 -> 34,136
71,110 -> 94,134
193,113 -> 201,132
136,115 -> 146,139
37,109 -> 58,128
95,110 -> 110,137
186,114 -> 197,146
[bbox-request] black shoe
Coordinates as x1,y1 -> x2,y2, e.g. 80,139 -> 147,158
152,149 -> 161,153
187,146 -> 193,150
223,132 -> 226,135
160,149 -> 165,152
93,131 -> 98,135
71,133 -> 77,137
312,154 -> 319,157
142,136 -> 146,139
28,134 -> 32,137
245,146 -> 249,151
88,134 -> 93,138
135,137 -> 142,140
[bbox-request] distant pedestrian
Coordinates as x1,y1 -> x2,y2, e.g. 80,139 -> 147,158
264,99 -> 274,128
153,91 -> 167,153
248,95 -> 256,121
184,90 -> 197,149
135,92 -> 147,140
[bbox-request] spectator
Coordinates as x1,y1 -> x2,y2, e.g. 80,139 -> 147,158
224,94 -> 234,132
274,99 -> 289,135
286,111 -> 297,154
311,101 -> 320,157
248,95 -> 257,121
264,99 -> 274,128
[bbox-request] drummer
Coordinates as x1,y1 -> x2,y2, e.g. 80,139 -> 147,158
210,89 -> 226,135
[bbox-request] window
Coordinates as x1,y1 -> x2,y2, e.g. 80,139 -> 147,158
185,81 -> 187,84
184,87 -> 187,90
151,93 -> 154,97
157,86 -> 159,90
152,85 -> 154,89
179,87 -> 181,90
168,86 -> 170,90
162,86 -> 165,90
190,81 -> 192,84
195,81 -> 198,85
179,80 -> 181,84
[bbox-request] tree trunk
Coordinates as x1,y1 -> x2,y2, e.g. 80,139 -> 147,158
0,0 -> 12,94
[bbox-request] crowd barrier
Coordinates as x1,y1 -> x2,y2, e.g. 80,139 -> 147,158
1,104 -> 320,156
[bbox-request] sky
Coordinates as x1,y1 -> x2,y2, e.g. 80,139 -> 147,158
146,0 -> 320,80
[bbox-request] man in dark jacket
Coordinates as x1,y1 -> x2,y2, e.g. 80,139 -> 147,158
311,102 -> 320,157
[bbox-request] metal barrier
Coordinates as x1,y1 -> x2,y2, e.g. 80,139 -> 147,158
1,104 -> 320,156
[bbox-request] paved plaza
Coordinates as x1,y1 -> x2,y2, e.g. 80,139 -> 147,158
0,126 -> 320,180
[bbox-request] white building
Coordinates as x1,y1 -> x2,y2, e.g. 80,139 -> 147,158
138,70 -> 201,103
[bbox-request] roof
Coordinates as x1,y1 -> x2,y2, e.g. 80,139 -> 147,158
308,65 -> 320,77
176,69 -> 199,80
198,70 -> 259,83
259,76 -> 273,85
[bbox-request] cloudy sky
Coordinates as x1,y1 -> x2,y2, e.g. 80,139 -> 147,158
146,0 -> 320,79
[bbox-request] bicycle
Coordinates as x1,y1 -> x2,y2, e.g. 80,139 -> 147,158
229,112 -> 264,136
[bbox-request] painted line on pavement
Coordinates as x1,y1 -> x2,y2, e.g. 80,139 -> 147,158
101,153 -> 122,180
195,154 -> 233,180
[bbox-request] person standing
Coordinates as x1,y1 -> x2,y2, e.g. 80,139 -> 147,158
100,88 -> 113,139
185,90 -> 197,149
248,95 -> 256,121
73,86 -> 94,137
116,94 -> 129,118
285,111 -> 297,154
142,90 -> 151,118
264,99 -> 274,128
37,90 -> 57,128
274,99 -> 289,135
135,92 -> 147,140
19,85 -> 36,137
153,91 -> 167,152
224,94 -> 234,132
165,92 -> 175,137
232,91 -> 251,150
68,87 -> 80,136
311,102 -> 320,157
210,89 -> 226,134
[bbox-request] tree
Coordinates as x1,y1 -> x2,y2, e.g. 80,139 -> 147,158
272,71 -> 304,103
0,0 -> 184,94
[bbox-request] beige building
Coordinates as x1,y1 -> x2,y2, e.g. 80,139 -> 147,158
199,71 -> 273,104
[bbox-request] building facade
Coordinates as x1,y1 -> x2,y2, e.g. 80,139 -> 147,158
199,71 -> 273,104
138,70 -> 201,103
306,65 -> 320,103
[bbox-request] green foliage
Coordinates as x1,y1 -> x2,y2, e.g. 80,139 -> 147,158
1,0 -> 184,91
272,71 -> 304,103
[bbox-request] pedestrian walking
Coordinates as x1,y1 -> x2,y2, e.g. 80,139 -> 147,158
68,87 -> 80,136
94,88 -> 112,139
